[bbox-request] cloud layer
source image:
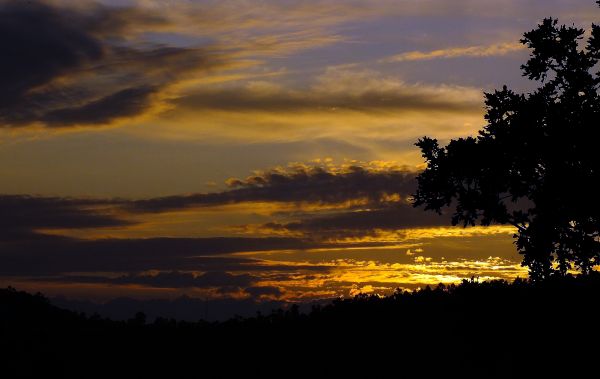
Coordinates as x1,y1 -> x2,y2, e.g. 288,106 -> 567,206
1,161 -> 432,240
0,0 -> 225,128
0,159 -> 519,304
0,0 -> 497,132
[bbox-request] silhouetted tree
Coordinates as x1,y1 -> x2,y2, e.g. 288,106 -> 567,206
414,1 -> 600,280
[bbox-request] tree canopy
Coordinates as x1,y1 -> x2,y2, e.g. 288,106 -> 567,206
414,1 -> 600,280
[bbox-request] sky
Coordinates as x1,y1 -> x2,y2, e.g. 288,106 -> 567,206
1,0 -> 597,319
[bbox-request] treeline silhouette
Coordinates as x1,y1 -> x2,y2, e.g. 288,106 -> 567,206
3,276 -> 600,377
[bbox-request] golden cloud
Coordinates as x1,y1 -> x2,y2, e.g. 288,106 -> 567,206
383,42 -> 525,63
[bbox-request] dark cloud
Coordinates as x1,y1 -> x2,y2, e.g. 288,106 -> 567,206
1,163 -> 423,238
265,203 -> 448,238
245,286 -> 284,298
33,271 -> 304,306
174,86 -> 480,114
42,86 -> 157,127
115,270 -> 257,288
0,1 -> 104,110
0,162 -> 427,279
0,195 -> 132,240
0,0 -> 222,128
0,163 -> 444,279
41,270 -> 258,289
127,164 -> 418,212
0,236 -> 335,276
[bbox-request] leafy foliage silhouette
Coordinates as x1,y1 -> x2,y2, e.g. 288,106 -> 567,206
415,1 -> 600,280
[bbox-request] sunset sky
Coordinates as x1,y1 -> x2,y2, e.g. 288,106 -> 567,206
1,0 -> 595,317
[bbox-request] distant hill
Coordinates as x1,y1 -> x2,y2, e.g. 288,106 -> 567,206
2,276 -> 600,377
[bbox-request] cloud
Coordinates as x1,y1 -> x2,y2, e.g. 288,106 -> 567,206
127,161 -> 419,213
1,161 -> 423,239
45,270 -> 259,289
0,160 -> 513,288
142,67 -> 486,151
0,0 -> 225,128
0,163 -> 434,282
2,0 -> 595,133
0,1 -> 388,130
0,195 -> 133,240
0,235 -> 336,276
0,1 -> 104,110
245,286 -> 284,298
173,84 -> 478,115
174,67 -> 483,115
383,42 -> 525,63
41,86 -> 158,127
262,203 -> 448,239
111,0 -> 381,40
0,160 -> 450,243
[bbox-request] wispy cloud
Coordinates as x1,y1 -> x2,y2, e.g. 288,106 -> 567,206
383,42 -> 525,63
138,67 -> 486,152
174,70 -> 482,114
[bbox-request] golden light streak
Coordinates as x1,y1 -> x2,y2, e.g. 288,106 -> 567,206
383,42 -> 524,63
250,254 -> 527,300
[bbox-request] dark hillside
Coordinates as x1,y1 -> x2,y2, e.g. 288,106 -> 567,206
2,276 -> 600,377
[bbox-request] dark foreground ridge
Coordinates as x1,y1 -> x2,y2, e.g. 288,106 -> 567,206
2,276 -> 600,377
